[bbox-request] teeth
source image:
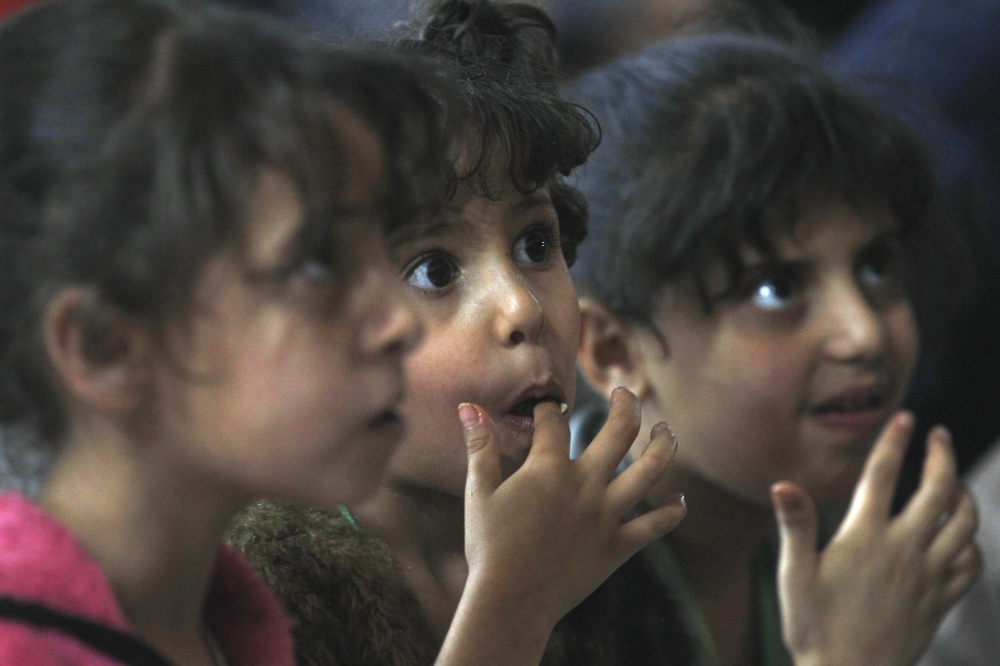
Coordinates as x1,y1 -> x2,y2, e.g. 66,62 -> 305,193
560,402 -> 568,414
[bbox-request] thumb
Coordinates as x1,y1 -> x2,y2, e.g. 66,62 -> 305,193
772,481 -> 820,595
460,403 -> 502,501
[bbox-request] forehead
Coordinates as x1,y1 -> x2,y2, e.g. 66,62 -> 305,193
391,182 -> 555,245
758,198 -> 897,261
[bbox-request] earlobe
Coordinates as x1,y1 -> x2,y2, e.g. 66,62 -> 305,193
43,288 -> 150,415
577,297 -> 653,401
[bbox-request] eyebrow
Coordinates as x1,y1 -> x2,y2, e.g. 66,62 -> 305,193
510,191 -> 554,216
388,206 -> 469,246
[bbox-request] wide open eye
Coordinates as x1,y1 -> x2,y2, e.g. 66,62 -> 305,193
405,253 -> 459,292
748,270 -> 801,311
513,226 -> 553,264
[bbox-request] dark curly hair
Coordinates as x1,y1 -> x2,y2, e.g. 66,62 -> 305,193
0,0 -> 449,449
567,34 -> 965,336
402,0 -> 600,265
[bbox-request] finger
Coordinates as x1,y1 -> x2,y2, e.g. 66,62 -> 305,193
528,399 -> 571,459
606,422 -> 678,516
460,403 -> 502,500
772,481 -> 820,599
928,487 -> 978,571
939,542 -> 983,609
900,426 -> 958,543
616,494 -> 687,557
842,411 -> 914,528
578,387 -> 641,477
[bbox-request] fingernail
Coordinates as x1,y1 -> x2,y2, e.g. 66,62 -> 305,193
651,421 -> 678,450
458,403 -> 481,430
895,411 -> 914,431
771,484 -> 804,512
662,492 -> 685,508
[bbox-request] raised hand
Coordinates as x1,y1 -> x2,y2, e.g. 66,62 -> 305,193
436,387 -> 686,666
771,411 -> 982,666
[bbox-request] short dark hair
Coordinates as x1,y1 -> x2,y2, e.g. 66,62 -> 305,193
403,0 -> 600,265
566,34 -> 962,331
0,0 -> 448,444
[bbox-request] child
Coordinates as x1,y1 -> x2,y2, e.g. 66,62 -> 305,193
0,1 -> 680,664
567,34 -> 982,666
229,2 -> 695,665
231,5 -> 975,666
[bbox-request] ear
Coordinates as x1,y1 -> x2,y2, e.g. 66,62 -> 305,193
43,288 -> 151,415
577,297 -> 655,401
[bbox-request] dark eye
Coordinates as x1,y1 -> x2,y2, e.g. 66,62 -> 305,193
297,259 -> 334,284
513,228 -> 552,264
405,253 -> 458,292
858,242 -> 900,288
747,270 -> 801,311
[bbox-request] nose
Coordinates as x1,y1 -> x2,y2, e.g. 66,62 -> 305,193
490,265 -> 543,346
361,275 -> 423,358
820,279 -> 884,363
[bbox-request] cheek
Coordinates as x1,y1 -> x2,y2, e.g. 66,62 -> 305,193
538,270 -> 581,402
667,331 -> 812,500
390,323 -> 484,493
885,301 -> 919,391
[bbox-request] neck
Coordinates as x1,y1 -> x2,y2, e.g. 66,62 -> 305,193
662,465 -> 775,666
666,467 -> 774,587
40,418 -> 242,666
353,481 -> 467,640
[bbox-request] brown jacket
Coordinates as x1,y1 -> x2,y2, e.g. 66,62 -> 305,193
228,501 -> 694,666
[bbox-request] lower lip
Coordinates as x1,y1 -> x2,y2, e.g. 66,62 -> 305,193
495,414 -> 534,476
811,407 -> 885,432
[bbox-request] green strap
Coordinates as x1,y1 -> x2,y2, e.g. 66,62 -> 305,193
642,540 -> 788,666
338,505 -> 360,531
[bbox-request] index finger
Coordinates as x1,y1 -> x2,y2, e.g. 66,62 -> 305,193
528,399 -> 572,460
841,411 -> 913,528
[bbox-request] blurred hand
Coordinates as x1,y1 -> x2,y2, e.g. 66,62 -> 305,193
772,411 -> 982,666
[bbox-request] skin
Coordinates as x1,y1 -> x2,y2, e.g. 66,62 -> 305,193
353,178 -> 684,640
579,199 -> 925,666
32,112 -> 685,666
354,178 -> 584,637
39,110 -> 421,666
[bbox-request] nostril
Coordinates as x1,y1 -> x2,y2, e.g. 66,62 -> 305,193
510,330 -> 525,345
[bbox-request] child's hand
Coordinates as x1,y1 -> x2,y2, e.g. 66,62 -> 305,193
436,387 -> 686,666
771,412 -> 982,666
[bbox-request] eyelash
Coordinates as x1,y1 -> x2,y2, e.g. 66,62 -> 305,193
403,250 -> 459,293
516,221 -> 563,267
401,220 -> 561,293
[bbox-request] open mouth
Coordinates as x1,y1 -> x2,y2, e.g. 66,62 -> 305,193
507,396 -> 568,418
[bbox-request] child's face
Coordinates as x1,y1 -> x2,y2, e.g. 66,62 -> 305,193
636,199 -> 919,508
154,113 -> 422,509
381,179 -> 581,498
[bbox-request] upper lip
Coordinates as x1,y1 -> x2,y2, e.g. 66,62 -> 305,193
501,377 -> 566,417
810,382 -> 887,413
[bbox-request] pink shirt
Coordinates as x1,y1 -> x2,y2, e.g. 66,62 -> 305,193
0,493 -> 295,666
